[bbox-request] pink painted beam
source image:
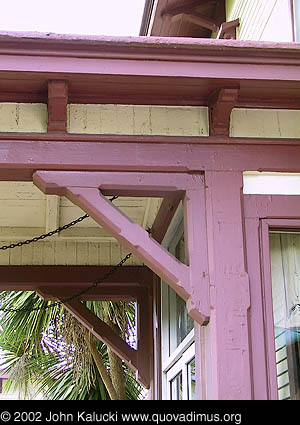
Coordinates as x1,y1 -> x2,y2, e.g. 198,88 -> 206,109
37,285 -> 152,389
0,265 -> 152,291
36,285 -> 144,302
53,297 -> 140,376
2,139 -> 300,183
33,170 -> 192,196
1,45 -> 300,82
244,194 -> 300,218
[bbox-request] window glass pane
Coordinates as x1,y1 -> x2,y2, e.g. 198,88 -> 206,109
168,233 -> 194,353
176,295 -> 194,346
294,0 -> 300,42
269,233 -> 300,400
187,357 -> 196,400
170,373 -> 183,400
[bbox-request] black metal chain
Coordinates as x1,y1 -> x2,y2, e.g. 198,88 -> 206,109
0,195 -> 119,251
0,195 -> 134,313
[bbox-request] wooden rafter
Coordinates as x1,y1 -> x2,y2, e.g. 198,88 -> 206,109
183,12 -> 219,32
161,0 -> 215,17
151,197 -> 181,244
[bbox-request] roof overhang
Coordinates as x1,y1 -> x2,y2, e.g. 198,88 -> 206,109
0,32 -> 300,108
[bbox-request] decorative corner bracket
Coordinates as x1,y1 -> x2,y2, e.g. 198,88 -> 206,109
208,87 -> 239,136
33,171 -> 210,325
47,80 -> 68,133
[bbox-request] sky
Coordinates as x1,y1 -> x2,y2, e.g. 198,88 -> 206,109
0,0 -> 146,36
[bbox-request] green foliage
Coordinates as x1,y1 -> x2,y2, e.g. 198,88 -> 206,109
0,291 -> 143,400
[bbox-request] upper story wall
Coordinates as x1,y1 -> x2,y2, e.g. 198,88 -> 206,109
226,0 -> 294,41
0,102 -> 300,139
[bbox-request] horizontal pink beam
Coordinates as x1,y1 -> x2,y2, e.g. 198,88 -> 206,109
0,265 -> 152,290
244,194 -> 300,218
33,171 -> 196,196
1,141 -> 300,181
1,53 -> 299,82
0,32 -> 299,60
2,132 -> 300,145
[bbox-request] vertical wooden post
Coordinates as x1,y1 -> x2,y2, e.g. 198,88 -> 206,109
184,175 -> 210,325
203,171 -> 252,399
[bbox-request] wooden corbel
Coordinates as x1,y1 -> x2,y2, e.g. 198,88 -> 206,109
37,284 -> 152,389
33,171 -> 210,325
47,80 -> 68,132
208,87 -> 239,136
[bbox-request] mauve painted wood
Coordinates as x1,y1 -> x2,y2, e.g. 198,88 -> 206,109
151,197 -> 181,243
243,195 -> 300,399
184,178 -> 210,324
0,35 -> 300,109
259,220 -> 279,400
54,297 -> 142,381
208,87 -> 239,136
2,141 -> 300,182
244,217 -> 270,399
50,186 -> 190,302
33,170 -> 212,324
205,171 -> 252,399
37,285 -> 152,388
0,265 -> 152,290
136,286 -> 153,389
1,53 -> 299,82
244,195 -> 300,218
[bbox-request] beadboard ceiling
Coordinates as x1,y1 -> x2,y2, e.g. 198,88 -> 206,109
0,182 -> 162,266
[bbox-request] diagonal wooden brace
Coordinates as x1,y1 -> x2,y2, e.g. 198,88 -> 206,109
33,170 -> 210,324
37,285 -> 152,389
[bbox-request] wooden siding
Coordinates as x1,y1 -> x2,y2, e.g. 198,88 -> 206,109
0,239 -> 142,266
0,181 -> 160,266
230,109 -> 300,138
0,103 -> 47,132
68,104 -> 209,136
226,0 -> 293,41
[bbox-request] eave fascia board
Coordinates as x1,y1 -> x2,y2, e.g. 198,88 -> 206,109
0,31 -> 300,64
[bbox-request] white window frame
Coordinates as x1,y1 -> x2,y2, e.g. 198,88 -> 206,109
165,343 -> 195,400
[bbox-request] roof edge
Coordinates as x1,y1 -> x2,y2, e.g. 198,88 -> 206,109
0,31 -> 300,60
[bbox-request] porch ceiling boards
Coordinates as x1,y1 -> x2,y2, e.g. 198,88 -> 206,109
0,32 -> 300,108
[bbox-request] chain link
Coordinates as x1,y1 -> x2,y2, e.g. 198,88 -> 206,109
0,195 -> 119,251
0,195 -> 135,313
0,214 -> 89,251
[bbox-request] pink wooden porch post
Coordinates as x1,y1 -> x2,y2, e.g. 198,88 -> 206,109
203,171 -> 252,400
